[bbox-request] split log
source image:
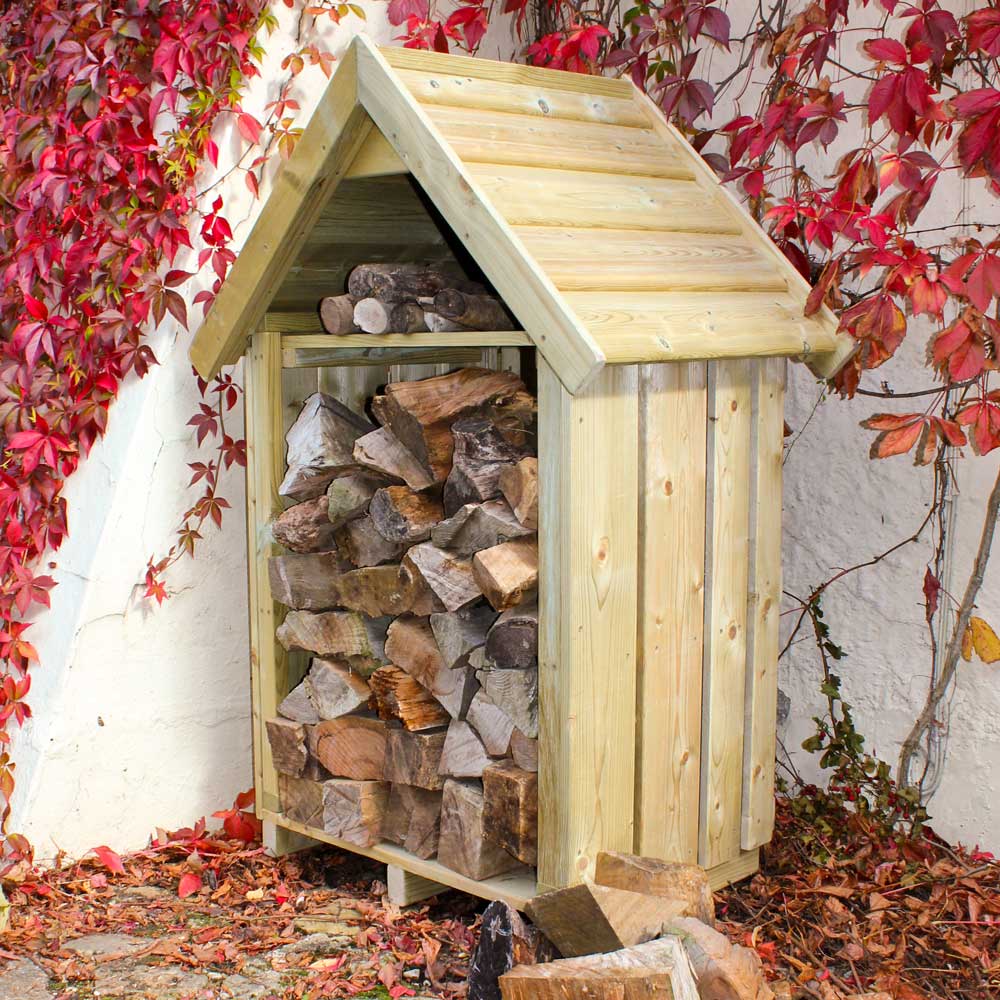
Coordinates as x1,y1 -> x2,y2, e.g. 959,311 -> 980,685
266,717 -> 308,776
319,294 -> 360,335
443,418 -> 522,514
484,602 -> 538,670
353,297 -> 392,334
432,499 -> 532,555
437,779 -> 523,881
370,486 -> 443,544
439,720 -> 496,778
425,312 -> 472,333
268,551 -> 350,610
477,667 -> 538,739
369,666 -> 451,731
279,392 -> 374,500
482,760 -> 538,865
384,727 -> 447,790
466,690 -> 514,756
304,659 -> 372,719
473,539 -> 539,611
373,368 -> 531,482
335,515 -> 406,568
499,937 -> 699,1000
381,784 -> 443,859
278,681 -> 321,724
594,852 -> 715,926
526,883 -> 689,958
386,616 -> 478,719
272,497 -> 339,553
499,457 -> 538,531
326,472 -> 389,529
663,917 -> 774,1000
279,774 -> 325,827
311,715 -> 388,779
468,901 -> 558,1000
509,729 -> 538,772
430,605 -> 497,669
276,611 -> 389,675
328,565 -> 412,617
353,427 -> 434,491
433,289 -> 514,330
347,263 -> 485,302
401,542 -> 481,611
322,778 -> 389,848
389,301 -> 429,333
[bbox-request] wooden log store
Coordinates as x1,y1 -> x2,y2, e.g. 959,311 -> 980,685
189,36 -> 853,909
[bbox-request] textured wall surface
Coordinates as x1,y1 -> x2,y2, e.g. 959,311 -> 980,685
10,5 -> 998,857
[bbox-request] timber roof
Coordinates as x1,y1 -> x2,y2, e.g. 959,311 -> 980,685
189,35 -> 853,393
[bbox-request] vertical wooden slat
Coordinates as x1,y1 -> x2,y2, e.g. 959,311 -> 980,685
700,359 -> 753,869
636,362 -> 708,863
537,359 -> 639,891
245,332 -> 290,816
318,364 -> 386,414
742,358 -> 785,849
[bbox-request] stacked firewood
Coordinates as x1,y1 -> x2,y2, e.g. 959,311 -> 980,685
265,359 -> 540,881
319,263 -> 515,335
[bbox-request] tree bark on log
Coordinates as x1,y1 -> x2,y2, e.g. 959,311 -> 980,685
370,486 -> 443,544
347,263 -> 485,302
482,760 -> 538,865
443,418 -> 522,514
334,515 -> 406,568
432,499 -> 532,556
389,301 -> 429,333
326,472 -> 389,529
272,498 -> 339,554
433,289 -> 514,330
468,901 -> 558,1000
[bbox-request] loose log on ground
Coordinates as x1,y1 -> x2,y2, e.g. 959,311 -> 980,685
484,601 -> 538,670
353,427 -> 434,491
386,616 -> 478,718
277,611 -> 389,676
322,778 -> 389,848
433,289 -> 514,330
477,667 -> 538,739
304,659 -> 371,719
373,369 -> 532,482
381,784 -> 443,859
278,681 -> 321,724
473,539 -> 539,611
266,718 -> 308,776
509,729 -> 538,772
499,938 -> 700,1000
347,263 -> 485,302
268,551 -> 350,610
319,294 -> 360,335
384,727 -> 447,790
327,472 -> 389,529
439,720 -> 496,778
482,760 -> 538,865
526,883 -> 689,958
430,605 -> 497,669
402,542 -> 481,611
468,900 -> 559,1000
370,486 -> 443,544
437,779 -> 523,881
389,301 -> 429,333
353,297 -> 393,334
279,775 -> 325,828
663,917 -> 774,1000
279,393 -> 374,500
272,497 -> 339,553
594,851 -> 715,926
443,418 -> 522,514
311,715 -> 388,779
369,666 -> 451,731
432,499 -> 532,555
465,690 -> 515,756
335,515 -> 406,568
499,457 -> 538,531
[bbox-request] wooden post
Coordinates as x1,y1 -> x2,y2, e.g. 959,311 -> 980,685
537,360 -> 639,891
246,330 -> 293,818
386,864 -> 449,905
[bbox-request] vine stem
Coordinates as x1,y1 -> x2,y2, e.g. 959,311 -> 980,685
897,461 -> 1000,789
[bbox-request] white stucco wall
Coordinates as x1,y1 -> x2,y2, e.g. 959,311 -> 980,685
11,2 -> 998,857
